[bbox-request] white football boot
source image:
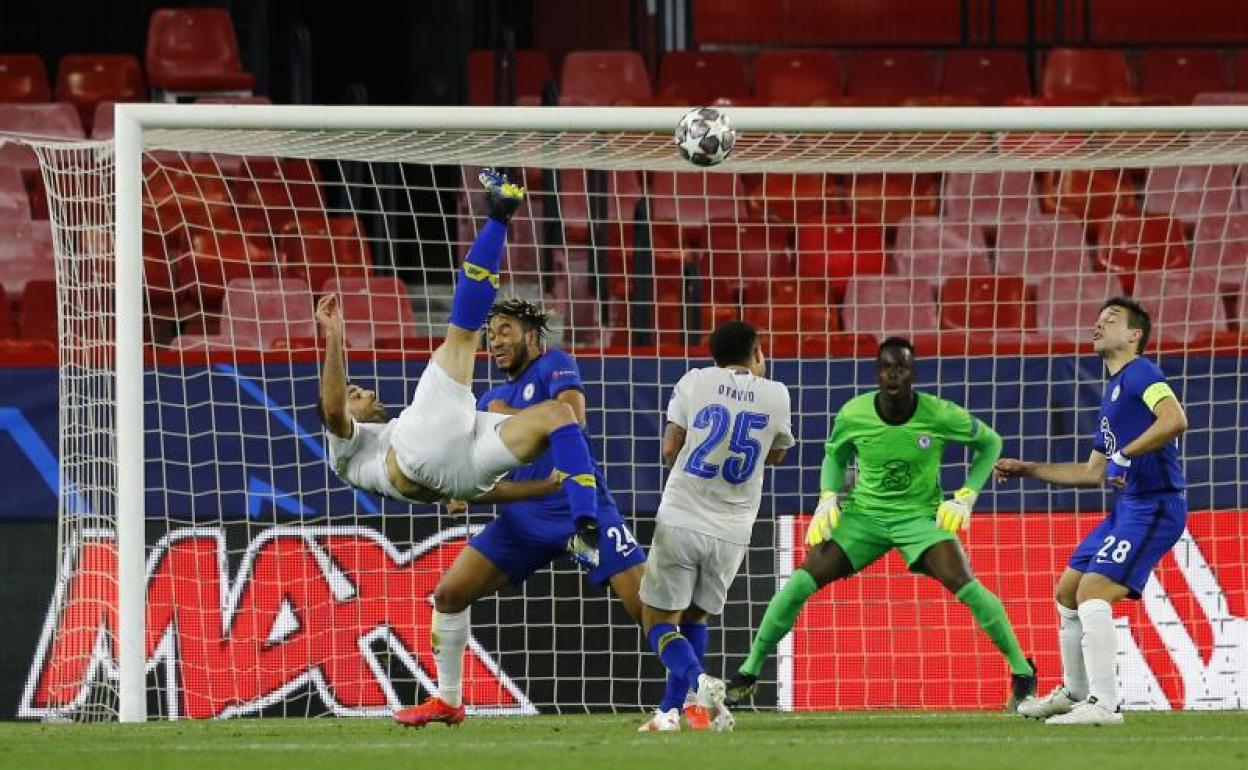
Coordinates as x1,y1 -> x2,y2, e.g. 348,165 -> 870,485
637,708 -> 681,732
696,673 -> 735,733
1045,697 -> 1124,726
1017,685 -> 1078,719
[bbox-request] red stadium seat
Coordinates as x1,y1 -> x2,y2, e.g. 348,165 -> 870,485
0,220 -> 55,298
1234,50 -> 1248,89
845,50 -> 936,104
0,287 -> 12,339
705,221 -> 791,304
841,277 -> 938,339
146,8 -> 255,97
1042,49 -> 1132,104
234,157 -> 324,235
90,100 -> 116,140
893,217 -> 991,284
1039,169 -> 1138,225
1093,215 -> 1191,292
743,173 -> 830,225
658,51 -> 749,105
994,215 -> 1088,281
0,55 -> 51,103
1036,273 -> 1125,343
753,50 -> 844,106
144,157 -> 236,242
794,217 -> 887,303
467,49 -> 552,106
1142,165 -> 1237,226
321,276 -> 415,349
648,171 -> 740,254
17,279 -> 58,343
211,278 -> 315,349
0,167 -> 30,221
847,173 -> 939,226
55,55 -> 144,129
941,49 -> 1031,105
1132,269 -> 1227,344
0,104 -> 86,175
1191,213 -> 1248,291
1137,49 -> 1228,104
942,171 -> 1037,225
277,215 -> 372,291
940,275 -> 1030,331
178,231 -> 277,311
560,51 -> 651,106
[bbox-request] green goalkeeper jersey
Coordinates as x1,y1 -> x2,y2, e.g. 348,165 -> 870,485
821,391 -> 1001,518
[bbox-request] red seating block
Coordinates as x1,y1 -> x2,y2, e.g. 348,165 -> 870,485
994,215 -> 1088,281
560,51 -> 651,106
146,8 -> 255,94
1039,169 -> 1138,225
893,217 -> 991,284
841,277 -> 939,339
846,50 -> 936,104
744,173 -> 829,225
942,171 -> 1036,225
178,231 -> 276,310
1142,165 -> 1237,225
144,157 -> 235,241
941,49 -> 1031,105
0,287 -> 12,339
940,275 -> 1030,331
55,55 -> 144,128
323,276 -> 415,349
658,51 -> 748,105
0,166 -> 30,221
278,215 -> 371,291
794,217 -> 887,303
213,278 -> 315,349
0,220 -> 55,298
1132,269 -> 1226,344
467,49 -> 552,106
847,173 -> 939,226
1138,49 -> 1228,104
17,279 -> 58,342
0,104 -> 86,175
1093,215 -> 1191,292
1191,213 -> 1248,290
0,55 -> 51,102
648,171 -> 740,254
1036,274 -> 1125,342
753,50 -> 843,106
705,222 -> 791,304
234,157 -> 324,235
1042,49 -> 1132,104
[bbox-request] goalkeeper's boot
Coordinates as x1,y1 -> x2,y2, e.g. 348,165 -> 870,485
1017,685 -> 1078,720
479,167 -> 525,224
683,703 -> 712,731
637,708 -> 681,732
695,673 -> 734,733
1045,696 -> 1123,726
566,517 -> 600,569
1006,658 -> 1038,713
393,697 -> 466,728
724,671 -> 758,706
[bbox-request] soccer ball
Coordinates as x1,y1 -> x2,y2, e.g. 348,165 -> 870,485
675,107 -> 736,167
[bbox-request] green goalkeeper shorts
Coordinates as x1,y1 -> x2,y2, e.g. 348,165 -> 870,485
828,510 -> 957,573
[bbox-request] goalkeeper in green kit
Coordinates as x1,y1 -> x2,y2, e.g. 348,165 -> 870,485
726,337 -> 1036,709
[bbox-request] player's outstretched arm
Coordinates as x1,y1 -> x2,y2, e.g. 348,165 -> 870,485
994,450 -> 1107,488
469,474 -> 563,504
315,294 -> 352,439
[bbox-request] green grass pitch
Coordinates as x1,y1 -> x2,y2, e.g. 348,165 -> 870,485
2,711 -> 1246,770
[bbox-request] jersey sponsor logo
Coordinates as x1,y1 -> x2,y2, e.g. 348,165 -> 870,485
881,460 -> 913,491
522,383 -> 536,402
780,511 -> 1248,711
1100,416 -> 1118,455
1112,384 -> 1122,401
19,525 -> 535,720
917,434 -> 931,449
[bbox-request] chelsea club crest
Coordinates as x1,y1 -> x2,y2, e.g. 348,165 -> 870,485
522,382 -> 536,402
917,434 -> 931,449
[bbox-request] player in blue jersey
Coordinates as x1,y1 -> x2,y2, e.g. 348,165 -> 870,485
395,297 -> 646,728
995,297 -> 1189,725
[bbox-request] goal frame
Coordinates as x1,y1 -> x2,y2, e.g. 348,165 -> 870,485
110,102 -> 1248,721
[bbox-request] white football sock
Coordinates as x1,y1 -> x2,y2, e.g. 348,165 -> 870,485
1057,603 -> 1089,700
1077,599 -> 1118,708
431,608 -> 470,708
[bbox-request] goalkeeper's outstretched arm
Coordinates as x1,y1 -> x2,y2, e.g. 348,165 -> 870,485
315,294 -> 351,439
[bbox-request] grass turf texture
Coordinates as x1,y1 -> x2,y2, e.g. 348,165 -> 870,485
2,711 -> 1246,770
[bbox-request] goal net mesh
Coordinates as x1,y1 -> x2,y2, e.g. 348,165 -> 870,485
19,111 -> 1248,720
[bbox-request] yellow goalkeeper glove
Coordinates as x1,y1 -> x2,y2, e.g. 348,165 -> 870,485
936,487 -> 977,534
805,491 -> 841,547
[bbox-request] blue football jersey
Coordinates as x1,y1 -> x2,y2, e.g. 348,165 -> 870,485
1093,357 -> 1185,494
477,349 -> 616,520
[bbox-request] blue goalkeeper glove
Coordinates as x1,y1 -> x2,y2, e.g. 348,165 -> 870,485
805,491 -> 841,547
1106,451 -> 1131,486
936,487 -> 977,534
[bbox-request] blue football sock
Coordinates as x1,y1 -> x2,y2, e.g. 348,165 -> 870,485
449,218 -> 506,332
648,624 -> 703,700
659,622 -> 708,711
549,424 -> 598,524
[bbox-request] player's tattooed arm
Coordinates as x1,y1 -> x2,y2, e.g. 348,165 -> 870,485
661,422 -> 687,466
315,294 -> 352,439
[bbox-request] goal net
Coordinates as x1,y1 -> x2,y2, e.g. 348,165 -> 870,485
17,105 -> 1248,721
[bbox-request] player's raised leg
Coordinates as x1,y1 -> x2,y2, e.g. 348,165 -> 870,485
433,168 -> 525,385
394,546 -> 511,728
918,540 -> 1036,709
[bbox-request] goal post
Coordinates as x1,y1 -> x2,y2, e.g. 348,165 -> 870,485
22,103 -> 1248,722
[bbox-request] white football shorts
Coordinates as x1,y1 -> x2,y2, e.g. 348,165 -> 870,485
639,522 -> 747,615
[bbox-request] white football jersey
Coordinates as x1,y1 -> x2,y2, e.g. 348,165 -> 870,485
326,417 -> 412,503
659,366 -> 794,545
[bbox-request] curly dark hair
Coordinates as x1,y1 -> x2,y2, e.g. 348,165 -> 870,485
486,296 -> 550,340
